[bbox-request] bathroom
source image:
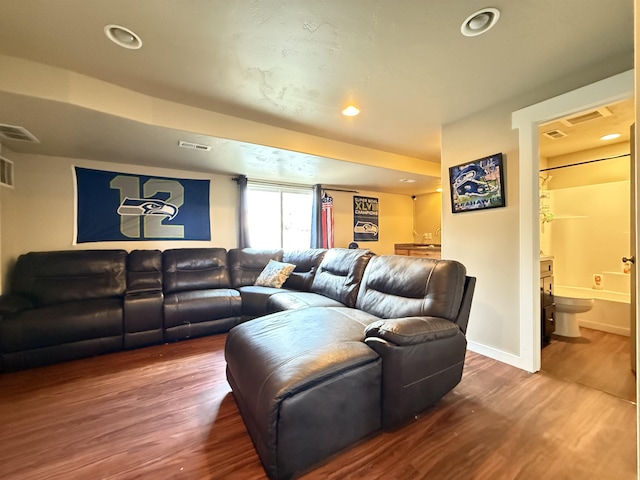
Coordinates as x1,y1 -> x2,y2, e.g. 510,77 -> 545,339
538,98 -> 635,401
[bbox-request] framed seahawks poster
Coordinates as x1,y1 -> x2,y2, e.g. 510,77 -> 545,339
448,153 -> 505,213
74,166 -> 211,243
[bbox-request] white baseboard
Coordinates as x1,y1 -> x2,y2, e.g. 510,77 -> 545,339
578,320 -> 630,337
467,341 -> 530,372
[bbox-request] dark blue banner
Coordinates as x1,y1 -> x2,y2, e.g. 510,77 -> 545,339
353,196 -> 379,242
74,167 -> 210,243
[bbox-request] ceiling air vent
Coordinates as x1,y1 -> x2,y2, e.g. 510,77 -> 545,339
561,107 -> 612,127
0,156 -> 14,188
0,124 -> 40,143
542,129 -> 568,140
178,140 -> 212,152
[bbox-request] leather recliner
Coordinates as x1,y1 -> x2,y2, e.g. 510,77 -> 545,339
162,248 -> 242,341
0,250 -> 128,371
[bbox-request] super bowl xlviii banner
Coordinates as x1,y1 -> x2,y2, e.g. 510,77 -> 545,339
74,167 -> 211,243
353,196 -> 379,242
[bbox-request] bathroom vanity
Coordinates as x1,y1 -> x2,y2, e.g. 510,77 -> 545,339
394,243 -> 441,259
540,257 -> 555,345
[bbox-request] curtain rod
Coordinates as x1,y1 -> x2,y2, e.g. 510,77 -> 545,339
540,153 -> 630,172
231,177 -> 312,189
323,187 -> 359,193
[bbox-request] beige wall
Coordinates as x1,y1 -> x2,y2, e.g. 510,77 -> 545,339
0,148 -> 414,291
441,57 -> 633,358
329,189 -> 413,254
413,192 -> 442,245
546,142 -> 630,189
442,102 -> 522,355
0,149 -> 238,291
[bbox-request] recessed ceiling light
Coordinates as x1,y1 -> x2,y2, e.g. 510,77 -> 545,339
342,105 -> 360,117
104,24 -> 142,49
600,133 -> 621,141
461,8 -> 500,37
399,178 -> 416,183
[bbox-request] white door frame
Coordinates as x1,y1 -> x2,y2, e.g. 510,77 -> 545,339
512,70 -> 634,372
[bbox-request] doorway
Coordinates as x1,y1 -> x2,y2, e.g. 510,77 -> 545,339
512,69 -> 635,374
536,101 -> 635,401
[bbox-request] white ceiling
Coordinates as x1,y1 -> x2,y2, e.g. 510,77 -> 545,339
539,98 -> 635,160
0,0 -> 634,194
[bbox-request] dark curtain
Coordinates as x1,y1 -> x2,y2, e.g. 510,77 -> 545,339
235,175 -> 250,248
310,184 -> 323,248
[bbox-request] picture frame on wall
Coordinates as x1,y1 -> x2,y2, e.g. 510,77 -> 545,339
449,152 -> 505,213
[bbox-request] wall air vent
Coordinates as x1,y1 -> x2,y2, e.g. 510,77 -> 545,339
542,129 -> 568,140
0,156 -> 14,188
178,140 -> 212,152
561,107 -> 612,127
0,124 -> 40,143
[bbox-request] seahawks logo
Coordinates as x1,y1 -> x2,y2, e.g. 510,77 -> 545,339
117,197 -> 179,220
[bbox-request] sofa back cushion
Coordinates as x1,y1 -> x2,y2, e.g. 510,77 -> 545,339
356,255 -> 466,321
311,248 -> 373,307
163,248 -> 230,294
228,248 -> 283,288
12,250 -> 127,306
282,249 -> 327,291
127,250 -> 163,293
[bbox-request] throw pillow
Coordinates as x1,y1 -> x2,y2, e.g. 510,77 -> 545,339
254,260 -> 296,288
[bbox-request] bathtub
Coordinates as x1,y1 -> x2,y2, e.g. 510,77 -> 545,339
554,285 -> 631,336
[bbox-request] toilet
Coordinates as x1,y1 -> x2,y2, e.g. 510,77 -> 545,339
553,287 -> 595,337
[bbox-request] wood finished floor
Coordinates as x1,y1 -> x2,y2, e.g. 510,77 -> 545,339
542,327 -> 636,402
0,334 -> 636,480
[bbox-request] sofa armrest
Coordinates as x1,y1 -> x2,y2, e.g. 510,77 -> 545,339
0,294 -> 34,317
364,316 -> 460,346
365,316 -> 467,429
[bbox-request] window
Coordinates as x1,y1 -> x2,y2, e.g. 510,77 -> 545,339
246,183 -> 312,249
0,156 -> 14,188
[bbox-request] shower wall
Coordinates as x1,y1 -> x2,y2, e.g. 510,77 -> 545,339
541,145 -> 631,335
549,180 -> 629,290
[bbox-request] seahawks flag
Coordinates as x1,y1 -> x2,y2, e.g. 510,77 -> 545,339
74,167 -> 210,243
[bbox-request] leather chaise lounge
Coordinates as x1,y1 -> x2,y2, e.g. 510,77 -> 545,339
0,246 -> 475,479
225,252 -> 474,479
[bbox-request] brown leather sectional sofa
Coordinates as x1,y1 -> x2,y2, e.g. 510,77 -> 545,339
0,246 -> 475,479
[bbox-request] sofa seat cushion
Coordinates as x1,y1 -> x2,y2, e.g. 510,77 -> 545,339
225,306 -> 382,479
266,291 -> 346,313
164,288 -> 241,328
0,298 -> 123,353
236,285 -> 290,318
